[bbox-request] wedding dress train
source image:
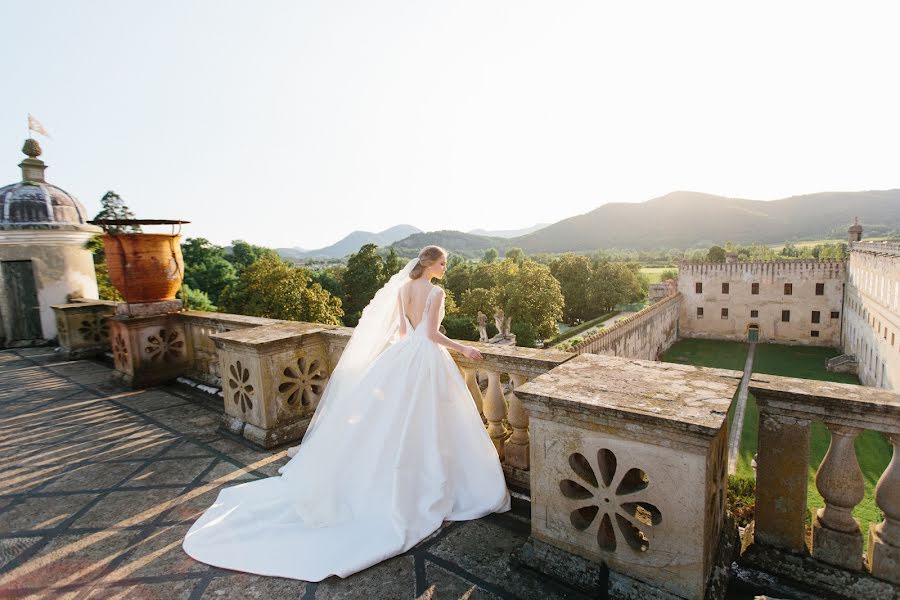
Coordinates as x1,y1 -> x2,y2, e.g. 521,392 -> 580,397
182,285 -> 511,581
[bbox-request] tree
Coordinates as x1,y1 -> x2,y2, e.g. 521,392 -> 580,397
482,247 -> 499,263
93,191 -> 141,233
660,268 -> 678,282
442,315 -> 479,341
470,262 -> 498,290
85,235 -> 122,301
342,243 -> 385,326
228,240 -> 278,272
181,238 -> 238,305
447,254 -> 464,271
219,254 -> 343,324
505,247 -> 524,265
590,261 -> 643,312
310,267 -> 345,306
383,248 -> 405,279
177,284 -> 216,312
706,245 -> 727,262
780,242 -> 800,258
550,254 -> 593,322
444,262 -> 473,300
494,260 -> 563,340
459,287 -> 497,319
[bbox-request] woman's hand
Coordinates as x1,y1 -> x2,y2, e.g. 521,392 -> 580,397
461,345 -> 483,361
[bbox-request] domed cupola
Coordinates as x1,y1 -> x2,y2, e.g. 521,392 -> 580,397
0,138 -> 101,347
0,138 -> 92,228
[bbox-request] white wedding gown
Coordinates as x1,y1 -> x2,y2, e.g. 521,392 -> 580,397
182,285 -> 511,581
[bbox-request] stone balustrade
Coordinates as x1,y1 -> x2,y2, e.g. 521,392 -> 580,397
744,373 -> 900,597
449,342 -> 574,488
178,310 -> 279,387
51,299 -> 117,359
513,355 -> 741,599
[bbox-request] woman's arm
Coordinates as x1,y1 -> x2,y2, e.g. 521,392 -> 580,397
425,288 -> 481,359
397,289 -> 407,339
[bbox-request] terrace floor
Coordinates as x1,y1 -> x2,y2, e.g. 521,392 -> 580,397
0,348 -> 591,600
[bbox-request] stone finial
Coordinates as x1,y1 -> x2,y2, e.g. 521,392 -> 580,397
22,138 -> 42,158
848,217 -> 863,243
19,138 -> 47,183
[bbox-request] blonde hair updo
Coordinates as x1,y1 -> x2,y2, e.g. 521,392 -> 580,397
410,245 -> 447,280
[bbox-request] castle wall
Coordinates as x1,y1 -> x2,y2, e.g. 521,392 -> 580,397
677,260 -> 846,346
570,292 -> 681,359
843,242 -> 900,390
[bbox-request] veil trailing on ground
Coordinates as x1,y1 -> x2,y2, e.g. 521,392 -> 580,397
297,257 -> 418,448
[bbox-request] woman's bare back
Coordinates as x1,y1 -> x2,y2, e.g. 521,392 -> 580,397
400,281 -> 436,329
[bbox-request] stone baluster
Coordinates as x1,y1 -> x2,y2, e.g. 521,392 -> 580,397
483,369 -> 508,460
504,373 -> 529,469
867,434 -> 900,584
812,424 -> 864,570
460,366 -> 484,416
753,407 -> 811,551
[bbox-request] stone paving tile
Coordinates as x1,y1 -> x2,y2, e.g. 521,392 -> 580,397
202,572 -> 308,598
70,488 -> 187,530
1,530 -> 137,595
426,517 -> 589,600
316,555 -> 416,599
99,523 -> 209,580
127,457 -> 217,487
40,461 -> 141,493
422,561 -> 501,599
0,494 -> 98,532
0,536 -> 42,570
85,578 -> 201,599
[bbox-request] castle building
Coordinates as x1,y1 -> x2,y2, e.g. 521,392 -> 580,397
676,221 -> 900,390
0,139 -> 100,346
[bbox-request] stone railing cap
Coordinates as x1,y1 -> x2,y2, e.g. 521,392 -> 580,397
51,301 -> 116,310
515,354 -> 740,438
749,372 -> 900,432
177,310 -> 280,327
449,341 -> 574,375
211,322 -> 333,352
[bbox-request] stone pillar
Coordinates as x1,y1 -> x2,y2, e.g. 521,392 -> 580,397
868,435 -> 900,584
52,301 -> 117,359
812,425 -> 864,570
109,313 -> 189,388
504,373 -> 529,469
752,407 -> 811,551
515,354 -> 739,600
459,365 -> 484,416
211,322 -> 333,448
483,370 -> 508,459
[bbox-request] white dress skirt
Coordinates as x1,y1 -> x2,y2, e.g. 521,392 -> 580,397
182,286 -> 511,581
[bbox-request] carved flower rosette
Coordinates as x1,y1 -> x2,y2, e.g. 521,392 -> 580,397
278,355 -> 327,412
559,448 -> 662,554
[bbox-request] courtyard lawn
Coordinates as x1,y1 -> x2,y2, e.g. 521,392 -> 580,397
661,338 -> 748,372
662,339 -> 893,544
640,266 -> 676,284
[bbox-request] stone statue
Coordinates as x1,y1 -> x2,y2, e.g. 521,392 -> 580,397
477,311 -> 488,342
503,316 -> 512,339
494,308 -> 505,338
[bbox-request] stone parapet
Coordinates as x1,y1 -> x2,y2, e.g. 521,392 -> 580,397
51,300 -> 117,359
514,354 -> 739,599
745,373 -> 900,595
570,293 -> 681,358
210,322 -> 335,448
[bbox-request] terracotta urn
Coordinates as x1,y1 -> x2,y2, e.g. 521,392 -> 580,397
103,233 -> 184,303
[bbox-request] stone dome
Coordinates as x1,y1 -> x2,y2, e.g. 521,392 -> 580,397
0,139 -> 91,228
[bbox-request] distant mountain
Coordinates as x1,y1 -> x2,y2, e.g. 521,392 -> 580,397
383,189 -> 900,257
278,224 -> 422,259
511,189 -> 900,252
467,223 -> 549,238
389,230 -> 510,259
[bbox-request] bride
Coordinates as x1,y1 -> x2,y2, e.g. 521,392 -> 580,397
182,245 -> 511,581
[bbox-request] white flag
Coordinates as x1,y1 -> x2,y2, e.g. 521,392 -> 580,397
27,114 -> 51,139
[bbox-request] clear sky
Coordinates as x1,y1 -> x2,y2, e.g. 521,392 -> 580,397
2,1 -> 898,249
